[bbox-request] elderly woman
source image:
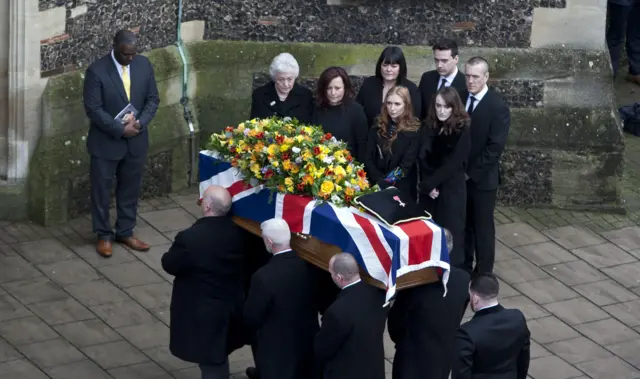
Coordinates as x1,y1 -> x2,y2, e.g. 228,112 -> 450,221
249,53 -> 314,123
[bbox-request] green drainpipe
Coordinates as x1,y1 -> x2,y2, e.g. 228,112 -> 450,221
176,0 -> 196,186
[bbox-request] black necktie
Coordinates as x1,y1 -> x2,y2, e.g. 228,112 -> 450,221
439,77 -> 447,90
467,96 -> 476,114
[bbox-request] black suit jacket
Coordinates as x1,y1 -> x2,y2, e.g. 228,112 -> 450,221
454,305 -> 530,379
83,53 -> 160,160
314,281 -> 387,379
243,251 -> 319,379
465,90 -> 511,190
388,267 -> 471,379
356,76 -> 422,126
161,216 -> 248,365
250,81 -> 314,123
418,70 -> 467,120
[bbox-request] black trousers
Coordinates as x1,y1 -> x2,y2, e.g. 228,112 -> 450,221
607,1 -> 640,76
463,182 -> 497,274
90,152 -> 145,240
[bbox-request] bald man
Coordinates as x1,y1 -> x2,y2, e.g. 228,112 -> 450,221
314,253 -> 387,379
162,185 -> 248,379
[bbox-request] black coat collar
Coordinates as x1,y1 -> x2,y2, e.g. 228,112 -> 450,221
472,303 -> 504,319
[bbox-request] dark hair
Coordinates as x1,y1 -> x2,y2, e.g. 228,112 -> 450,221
113,29 -> 137,47
432,38 -> 459,58
316,66 -> 354,108
376,86 -> 420,152
470,273 -> 500,299
466,56 -> 490,73
426,87 -> 470,135
375,46 -> 408,85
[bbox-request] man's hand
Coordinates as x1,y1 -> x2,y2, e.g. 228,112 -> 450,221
429,189 -> 439,199
123,118 -> 140,137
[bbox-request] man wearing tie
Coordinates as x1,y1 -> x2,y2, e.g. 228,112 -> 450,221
418,38 -> 467,120
463,57 -> 510,274
83,29 -> 160,257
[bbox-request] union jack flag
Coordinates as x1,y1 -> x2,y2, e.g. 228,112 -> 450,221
198,150 -> 450,303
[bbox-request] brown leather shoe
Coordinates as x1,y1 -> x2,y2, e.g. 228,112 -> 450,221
116,236 -> 150,252
96,240 -> 113,258
627,74 -> 640,86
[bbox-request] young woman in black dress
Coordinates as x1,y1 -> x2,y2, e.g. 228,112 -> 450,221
365,86 -> 421,198
312,67 -> 369,163
418,86 -> 471,267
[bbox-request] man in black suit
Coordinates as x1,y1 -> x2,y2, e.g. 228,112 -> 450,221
454,273 -> 530,379
314,253 -> 387,379
162,185 -> 248,379
418,38 -> 467,120
463,57 -> 510,274
83,29 -> 160,258
388,230 -> 471,379
243,218 -> 319,379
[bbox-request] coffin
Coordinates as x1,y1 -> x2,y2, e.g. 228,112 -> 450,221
232,216 -> 439,291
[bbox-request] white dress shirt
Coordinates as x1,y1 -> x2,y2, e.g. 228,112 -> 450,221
465,85 -> 489,112
111,50 -> 130,85
438,67 -> 459,90
273,248 -> 292,257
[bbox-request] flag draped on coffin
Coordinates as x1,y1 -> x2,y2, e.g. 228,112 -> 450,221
199,150 -> 450,302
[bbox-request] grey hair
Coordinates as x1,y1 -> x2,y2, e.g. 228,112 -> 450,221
269,53 -> 300,80
202,194 -> 231,216
331,253 -> 360,280
466,56 -> 489,74
260,218 -> 291,246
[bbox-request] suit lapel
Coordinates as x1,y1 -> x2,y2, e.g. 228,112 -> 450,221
129,58 -> 143,104
106,56 -> 130,104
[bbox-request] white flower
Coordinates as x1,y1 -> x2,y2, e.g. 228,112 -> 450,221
331,194 -> 341,203
322,156 -> 334,164
295,157 -> 303,164
292,147 -> 301,154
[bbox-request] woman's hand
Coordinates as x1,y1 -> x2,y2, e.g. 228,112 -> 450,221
429,189 -> 439,199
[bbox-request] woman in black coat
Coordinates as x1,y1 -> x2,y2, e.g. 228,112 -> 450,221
418,86 -> 471,268
365,86 -> 421,198
356,46 -> 422,127
249,52 -> 314,123
312,66 -> 369,163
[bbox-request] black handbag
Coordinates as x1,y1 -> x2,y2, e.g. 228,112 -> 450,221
353,187 -> 431,226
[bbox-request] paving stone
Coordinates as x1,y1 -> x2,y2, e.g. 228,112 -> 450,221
143,345 -> 196,371
130,227 -> 171,247
0,291 -> 32,321
542,260 -> 606,286
544,336 -> 612,364
64,279 -> 131,306
530,340 -> 553,359
0,359 -> 49,379
126,282 -> 172,309
17,338 -> 85,368
575,356 -> 640,378
13,239 -> 76,264
98,261 -> 164,289
543,298 -> 610,325
527,316 -> 579,344
229,346 -> 254,374
68,242 -> 137,267
500,295 -> 550,320
497,279 -> 520,298
527,355 -> 583,379
604,300 -> 640,327
513,278 -> 579,305
151,307 -> 170,325
90,300 -> 157,328
495,223 -> 549,247
543,225 -> 606,249
601,262 -> 640,288
494,258 -> 549,284
27,298 -> 93,326
573,280 -> 638,306
495,241 -> 520,261
37,259 -> 101,286
0,244 -> 17,257
0,338 -> 22,363
606,339 -> 640,367
0,255 -> 42,283
81,340 -> 148,369
163,230 -> 179,241
139,209 -> 196,233
44,360 -> 113,379
116,321 -> 169,350
135,243 -> 173,282
513,241 -> 577,267
53,319 -> 120,348
571,243 -> 637,268
0,316 -> 58,345
575,318 -> 640,345
108,361 -> 173,379
601,226 -> 640,251
2,278 -> 68,305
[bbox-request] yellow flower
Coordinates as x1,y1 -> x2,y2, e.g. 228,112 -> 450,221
267,144 -> 278,155
304,127 -> 315,135
237,123 -> 246,132
282,160 -> 292,171
250,163 -> 261,174
318,153 -> 326,162
296,135 -> 305,143
285,178 -> 294,187
290,165 -> 300,174
320,181 -> 335,194
280,144 -> 290,152
335,185 -> 343,192
284,137 -> 295,144
272,161 -> 280,168
321,146 -> 330,154
334,166 -> 346,178
286,186 -> 294,193
345,187 -> 355,196
302,150 -> 313,160
228,139 -> 235,146
346,165 -> 353,174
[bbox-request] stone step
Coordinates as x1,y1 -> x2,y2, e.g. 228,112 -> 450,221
531,5 -> 606,50
0,181 -> 27,221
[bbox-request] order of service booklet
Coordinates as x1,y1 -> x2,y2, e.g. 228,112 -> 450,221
114,103 -> 139,124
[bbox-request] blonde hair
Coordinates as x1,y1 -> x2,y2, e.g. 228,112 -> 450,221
375,86 -> 420,152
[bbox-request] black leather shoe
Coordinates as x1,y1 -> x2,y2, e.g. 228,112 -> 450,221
246,367 -> 260,379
